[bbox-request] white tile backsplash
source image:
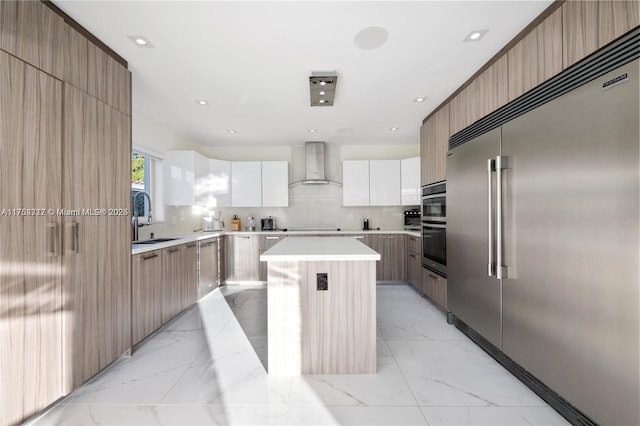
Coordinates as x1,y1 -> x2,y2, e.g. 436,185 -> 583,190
141,184 -> 417,239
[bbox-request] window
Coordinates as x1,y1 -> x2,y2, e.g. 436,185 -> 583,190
131,152 -> 150,216
131,146 -> 165,222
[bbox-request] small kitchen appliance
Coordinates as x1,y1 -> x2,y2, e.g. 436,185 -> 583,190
261,216 -> 276,231
246,216 -> 256,231
404,209 -> 420,230
203,210 -> 224,231
363,218 -> 369,230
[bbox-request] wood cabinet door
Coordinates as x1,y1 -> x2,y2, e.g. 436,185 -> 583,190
370,235 -> 405,281
132,250 -> 163,345
421,105 -> 449,186
62,84 -> 131,390
563,1 -> 599,69
508,9 -> 562,102
162,247 -> 181,323
182,243 -> 198,310
198,239 -> 219,299
226,235 -> 260,281
598,1 -> 639,48
0,0 -> 65,80
0,51 -> 64,426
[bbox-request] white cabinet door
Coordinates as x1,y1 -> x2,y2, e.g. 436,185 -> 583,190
401,156 -> 420,206
194,153 -> 211,206
231,161 -> 262,207
208,159 -> 231,207
343,160 -> 370,206
165,151 -> 212,206
165,151 -> 197,206
370,160 -> 400,206
262,161 -> 289,207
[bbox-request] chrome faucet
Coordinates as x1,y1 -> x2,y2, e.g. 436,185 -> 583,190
132,191 -> 152,242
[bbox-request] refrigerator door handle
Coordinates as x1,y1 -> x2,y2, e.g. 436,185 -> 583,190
496,155 -> 508,279
487,158 -> 495,277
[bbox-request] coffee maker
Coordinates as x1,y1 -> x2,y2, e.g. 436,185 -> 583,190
203,210 -> 224,231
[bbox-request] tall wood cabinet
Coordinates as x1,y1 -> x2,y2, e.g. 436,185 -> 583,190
0,50 -> 64,426
1,2 -> 132,424
62,84 -> 131,390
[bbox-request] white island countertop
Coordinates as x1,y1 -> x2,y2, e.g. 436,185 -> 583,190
260,237 -> 381,262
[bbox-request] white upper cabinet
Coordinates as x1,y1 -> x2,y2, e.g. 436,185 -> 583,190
165,151 -> 211,206
262,161 -> 289,207
343,160 -> 370,206
231,161 -> 262,207
343,159 -> 405,206
400,156 -> 420,206
208,158 -> 231,207
370,160 -> 401,206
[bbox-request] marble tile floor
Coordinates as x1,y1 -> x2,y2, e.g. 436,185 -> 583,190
30,284 -> 569,426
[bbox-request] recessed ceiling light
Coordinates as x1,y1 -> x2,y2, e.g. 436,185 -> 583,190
308,129 -> 316,133
390,127 -> 399,131
414,97 -> 426,103
195,100 -> 209,106
319,99 -> 326,104
463,29 -> 489,42
319,91 -> 326,95
127,35 -> 154,48
227,130 -> 237,134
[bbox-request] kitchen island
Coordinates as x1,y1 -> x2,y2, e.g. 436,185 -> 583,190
260,237 -> 380,375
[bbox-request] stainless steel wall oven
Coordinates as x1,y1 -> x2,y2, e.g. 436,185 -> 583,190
422,182 -> 446,277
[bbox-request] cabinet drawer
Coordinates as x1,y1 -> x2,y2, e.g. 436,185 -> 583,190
406,235 -> 420,254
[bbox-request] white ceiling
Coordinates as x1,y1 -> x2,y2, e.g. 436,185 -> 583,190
54,1 -> 553,148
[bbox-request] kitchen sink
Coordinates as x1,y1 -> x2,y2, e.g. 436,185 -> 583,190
132,238 -> 180,245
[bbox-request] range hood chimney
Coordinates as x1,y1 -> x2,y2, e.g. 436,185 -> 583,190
303,142 -> 329,184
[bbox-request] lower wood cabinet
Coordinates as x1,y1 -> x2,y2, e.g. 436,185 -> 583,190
132,242 -> 198,346
132,250 -> 163,345
422,269 -> 447,310
406,234 -> 421,291
198,238 -> 219,299
225,234 -> 260,282
370,234 -> 405,281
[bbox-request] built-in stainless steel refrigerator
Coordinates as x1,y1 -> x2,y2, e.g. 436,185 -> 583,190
447,30 -> 639,426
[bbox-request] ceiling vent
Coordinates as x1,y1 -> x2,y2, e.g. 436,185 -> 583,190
309,71 -> 337,106
303,142 -> 329,184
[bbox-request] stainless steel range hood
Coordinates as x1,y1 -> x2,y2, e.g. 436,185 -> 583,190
303,142 -> 329,184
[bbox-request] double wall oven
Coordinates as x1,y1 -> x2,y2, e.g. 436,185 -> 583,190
422,182 -> 446,277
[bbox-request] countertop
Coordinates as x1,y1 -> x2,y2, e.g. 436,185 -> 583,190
260,237 -> 381,262
132,229 -> 420,255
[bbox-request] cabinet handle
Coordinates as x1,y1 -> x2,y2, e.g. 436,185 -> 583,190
428,273 -> 437,280
201,241 -> 216,248
236,236 -> 251,239
141,253 -> 158,261
409,254 -> 417,258
186,243 -> 197,248
353,236 -> 364,239
409,237 -> 416,241
167,247 -> 179,254
69,222 -> 79,254
382,236 -> 395,239
266,236 -> 280,240
47,222 -> 60,257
